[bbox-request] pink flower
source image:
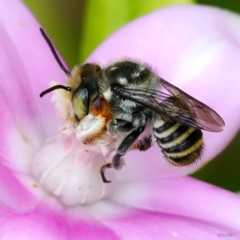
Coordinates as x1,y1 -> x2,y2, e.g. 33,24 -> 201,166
0,1 -> 240,239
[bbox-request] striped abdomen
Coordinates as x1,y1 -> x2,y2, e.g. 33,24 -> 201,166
153,121 -> 203,166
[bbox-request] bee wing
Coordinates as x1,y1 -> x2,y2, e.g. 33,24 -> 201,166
113,78 -> 225,132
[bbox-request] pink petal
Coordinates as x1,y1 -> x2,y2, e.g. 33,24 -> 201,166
0,163 -> 39,213
84,199 -> 240,240
0,0 -> 66,137
109,176 -> 240,230
0,0 -> 65,211
0,0 -> 65,172
104,210 -> 239,240
0,203 -> 119,240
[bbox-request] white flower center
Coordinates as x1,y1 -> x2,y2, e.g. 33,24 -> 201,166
31,134 -> 115,205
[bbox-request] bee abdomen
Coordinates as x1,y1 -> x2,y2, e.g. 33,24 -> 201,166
153,122 -> 203,166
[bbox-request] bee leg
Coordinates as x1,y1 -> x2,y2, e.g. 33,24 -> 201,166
112,126 -> 146,169
100,126 -> 145,183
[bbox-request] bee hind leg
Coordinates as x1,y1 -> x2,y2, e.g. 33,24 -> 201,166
100,126 -> 146,183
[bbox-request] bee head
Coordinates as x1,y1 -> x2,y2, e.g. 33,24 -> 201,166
40,63 -> 102,121
71,63 -> 101,120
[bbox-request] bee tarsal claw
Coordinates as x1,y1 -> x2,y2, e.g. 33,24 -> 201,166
100,163 -> 112,183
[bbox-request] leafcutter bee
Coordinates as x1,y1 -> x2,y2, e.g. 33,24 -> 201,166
40,28 -> 225,183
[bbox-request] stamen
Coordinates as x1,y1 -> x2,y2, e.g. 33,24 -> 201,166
40,85 -> 72,97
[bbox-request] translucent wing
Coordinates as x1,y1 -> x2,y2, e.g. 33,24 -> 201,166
111,79 -> 225,132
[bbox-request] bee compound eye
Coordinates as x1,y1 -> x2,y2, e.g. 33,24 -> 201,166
72,88 -> 89,119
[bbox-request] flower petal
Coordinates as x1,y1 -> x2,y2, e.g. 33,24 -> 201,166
86,200 -> 240,240
0,0 -> 66,173
0,203 -> 120,240
0,0 -> 66,136
0,0 -> 67,210
109,176 -> 240,230
0,163 -> 39,213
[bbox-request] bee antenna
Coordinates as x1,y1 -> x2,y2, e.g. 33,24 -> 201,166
40,85 -> 72,98
40,28 -> 71,76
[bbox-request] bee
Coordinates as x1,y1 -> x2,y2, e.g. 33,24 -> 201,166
40,28 -> 225,183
